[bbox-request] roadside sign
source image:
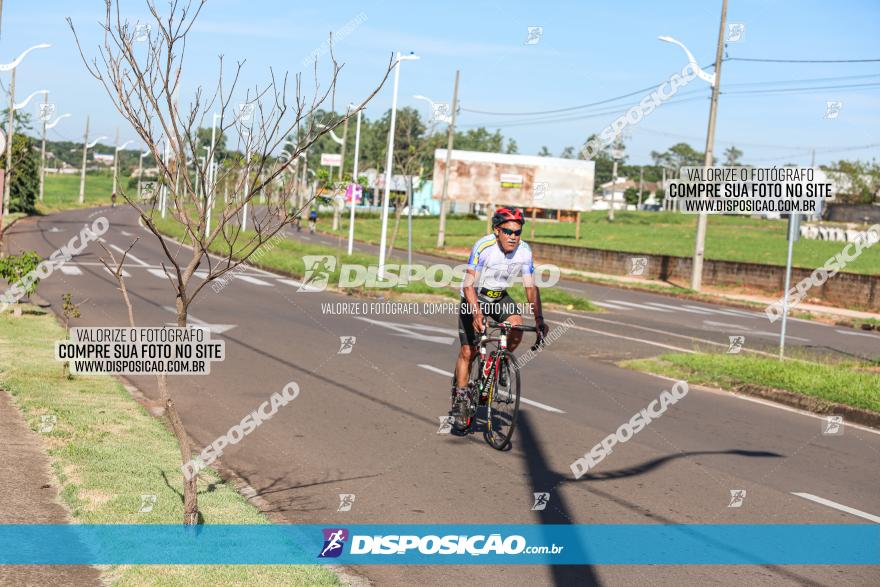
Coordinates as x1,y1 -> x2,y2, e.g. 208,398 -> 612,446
500,173 -> 523,188
321,153 -> 342,167
0,128 -> 6,157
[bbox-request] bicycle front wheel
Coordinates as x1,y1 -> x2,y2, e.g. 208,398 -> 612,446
485,353 -> 520,450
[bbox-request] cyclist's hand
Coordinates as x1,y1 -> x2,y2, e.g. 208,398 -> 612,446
536,317 -> 549,338
473,313 -> 486,333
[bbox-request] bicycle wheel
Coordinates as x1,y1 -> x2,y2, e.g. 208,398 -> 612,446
485,353 -> 520,450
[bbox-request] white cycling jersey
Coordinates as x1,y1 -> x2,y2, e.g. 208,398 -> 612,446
460,234 -> 535,296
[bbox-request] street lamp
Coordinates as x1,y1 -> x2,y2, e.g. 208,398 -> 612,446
112,139 -> 133,195
378,51 -> 419,280
136,150 -> 149,203
347,103 -> 363,255
1,43 -> 50,223
658,0 -> 727,293
205,112 -> 221,236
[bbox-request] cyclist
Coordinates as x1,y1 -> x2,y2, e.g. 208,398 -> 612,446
452,207 -> 549,413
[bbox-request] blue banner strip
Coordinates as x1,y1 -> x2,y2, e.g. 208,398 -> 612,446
1,525 -> 877,565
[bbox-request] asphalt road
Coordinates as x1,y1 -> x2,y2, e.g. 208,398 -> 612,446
5,206 -> 879,586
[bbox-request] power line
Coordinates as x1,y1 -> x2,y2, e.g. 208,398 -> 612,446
722,82 -> 880,95
727,57 -> 880,63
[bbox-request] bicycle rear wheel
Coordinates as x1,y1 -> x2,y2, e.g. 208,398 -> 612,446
485,353 -> 520,450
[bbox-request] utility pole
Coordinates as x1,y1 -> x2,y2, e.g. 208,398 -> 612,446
690,0 -> 728,291
78,116 -> 90,204
38,93 -> 48,202
638,166 -> 644,209
436,69 -> 459,249
608,158 -> 618,222
3,67 -> 14,216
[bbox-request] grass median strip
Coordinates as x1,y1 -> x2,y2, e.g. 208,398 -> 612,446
622,352 -> 880,413
151,214 -> 600,312
0,307 -> 341,585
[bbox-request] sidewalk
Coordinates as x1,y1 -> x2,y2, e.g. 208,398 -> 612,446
0,390 -> 101,586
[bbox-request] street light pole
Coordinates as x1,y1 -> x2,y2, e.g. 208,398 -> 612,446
205,112 -> 220,236
137,151 -> 147,201
347,106 -> 362,255
690,0 -> 728,291
112,135 -> 133,196
2,68 -> 13,216
78,116 -> 90,204
378,51 -> 419,280
436,69 -> 459,249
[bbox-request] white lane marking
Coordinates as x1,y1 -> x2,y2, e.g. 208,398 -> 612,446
417,364 -> 565,414
148,268 -> 172,280
276,278 -> 323,292
235,274 -> 273,286
162,306 -> 237,334
608,299 -> 673,312
646,302 -> 713,315
701,320 -> 743,330
300,236 -> 312,241
109,243 -> 150,266
121,230 -> 133,236
50,226 -> 60,233
559,286 -> 582,293
547,319 -> 697,354
357,317 -> 455,345
685,304 -> 760,319
103,267 -> 130,277
59,265 -> 83,275
835,329 -> 879,339
194,271 -> 208,280
701,320 -> 811,342
593,301 -> 628,311
791,492 -> 880,524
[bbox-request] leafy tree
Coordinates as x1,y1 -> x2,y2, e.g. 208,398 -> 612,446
650,142 -> 707,173
0,134 -> 39,213
560,146 -> 575,159
0,250 -> 41,316
723,145 -> 743,166
624,187 -> 640,207
505,138 -> 518,154
823,159 -> 880,204
538,145 -> 551,157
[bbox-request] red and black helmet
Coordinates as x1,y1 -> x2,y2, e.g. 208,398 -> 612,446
492,207 -> 525,228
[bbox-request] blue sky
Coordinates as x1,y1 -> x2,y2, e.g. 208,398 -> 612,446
4,0 -> 879,167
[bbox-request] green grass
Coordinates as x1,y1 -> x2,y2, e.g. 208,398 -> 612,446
39,173 -> 123,213
322,210 -> 880,275
0,307 -> 341,586
151,213 -> 600,312
622,352 -> 880,412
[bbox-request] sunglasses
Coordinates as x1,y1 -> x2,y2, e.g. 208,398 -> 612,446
499,227 -> 522,237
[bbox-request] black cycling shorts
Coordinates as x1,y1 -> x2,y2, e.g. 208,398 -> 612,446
458,290 -> 520,346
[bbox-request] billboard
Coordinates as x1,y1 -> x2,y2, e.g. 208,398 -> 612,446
432,149 -> 595,211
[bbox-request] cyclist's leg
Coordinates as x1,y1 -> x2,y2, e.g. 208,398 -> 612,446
455,297 -> 479,389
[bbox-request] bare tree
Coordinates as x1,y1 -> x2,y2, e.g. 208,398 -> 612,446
68,0 -> 392,524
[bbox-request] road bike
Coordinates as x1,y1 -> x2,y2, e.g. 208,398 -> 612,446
451,320 -> 543,450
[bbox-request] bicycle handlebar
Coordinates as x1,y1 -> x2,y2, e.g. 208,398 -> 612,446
484,320 -> 546,352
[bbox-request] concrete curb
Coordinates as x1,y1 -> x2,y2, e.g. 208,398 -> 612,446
733,383 -> 880,430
